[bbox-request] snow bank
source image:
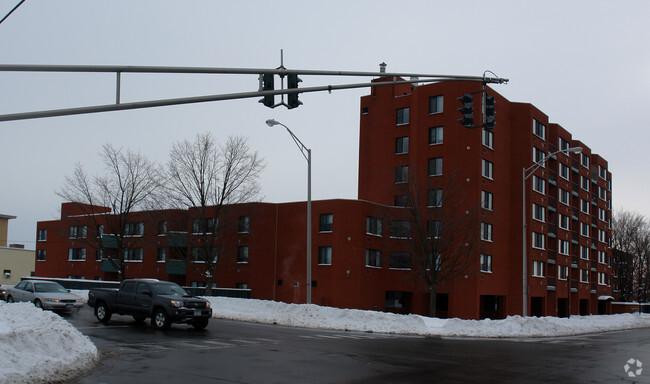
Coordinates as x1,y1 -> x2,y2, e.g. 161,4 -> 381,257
208,297 -> 650,338
0,302 -> 98,384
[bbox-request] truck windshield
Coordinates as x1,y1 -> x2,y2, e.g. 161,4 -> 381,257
152,283 -> 189,296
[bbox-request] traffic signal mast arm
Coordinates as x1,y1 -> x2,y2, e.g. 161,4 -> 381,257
0,64 -> 508,122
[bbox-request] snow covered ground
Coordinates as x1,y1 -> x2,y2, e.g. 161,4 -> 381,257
3,291 -> 650,384
208,296 -> 650,338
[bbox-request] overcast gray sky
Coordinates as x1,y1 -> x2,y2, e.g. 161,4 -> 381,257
0,1 -> 648,249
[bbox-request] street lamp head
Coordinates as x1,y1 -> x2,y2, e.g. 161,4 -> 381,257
567,147 -> 583,154
266,119 -> 280,127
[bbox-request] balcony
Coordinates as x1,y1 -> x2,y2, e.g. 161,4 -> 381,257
547,276 -> 556,291
166,259 -> 186,275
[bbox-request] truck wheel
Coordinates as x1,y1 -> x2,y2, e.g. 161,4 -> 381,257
152,309 -> 171,330
95,302 -> 112,323
6,295 -> 14,303
192,319 -> 209,330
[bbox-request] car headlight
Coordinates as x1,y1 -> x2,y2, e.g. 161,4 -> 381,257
44,298 -> 60,303
170,300 -> 183,308
205,301 -> 210,308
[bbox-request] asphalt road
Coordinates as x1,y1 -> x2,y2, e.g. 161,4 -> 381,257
63,307 -> 650,384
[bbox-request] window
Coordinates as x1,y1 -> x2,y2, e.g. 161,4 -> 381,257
97,225 -> 104,237
481,191 -> 493,210
559,239 -> 569,255
598,251 -> 607,264
599,208 -> 607,222
125,222 -> 144,236
581,175 -> 589,190
192,218 -> 217,234
37,229 -> 47,241
428,220 -> 442,238
481,223 -> 493,241
389,252 -> 411,269
599,165 -> 607,179
599,230 -> 607,243
390,221 -> 412,238
532,175 -> 546,194
558,265 -> 568,280
362,107 -> 368,115
238,216 -> 250,233
559,189 -> 570,205
191,247 -> 218,263
238,246 -> 249,263
69,225 -> 87,239
482,129 -> 494,149
580,153 -> 590,168
580,245 -> 589,260
532,203 -> 545,222
559,163 -> 569,180
318,246 -> 332,265
319,213 -> 333,232
429,95 -> 443,114
533,119 -> 546,140
95,248 -> 103,261
68,248 -> 86,261
580,269 -> 589,283
559,137 -> 569,152
480,254 -> 492,273
158,221 -> 167,235
396,107 -> 409,125
532,232 -> 545,249
598,272 -> 607,285
365,249 -> 382,268
394,195 -> 407,207
532,261 -> 545,277
428,189 -> 442,207
533,147 -> 545,165
580,199 -> 589,214
429,126 -> 443,145
395,166 -> 409,184
428,157 -> 443,176
37,249 -> 46,261
395,137 -> 409,154
599,186 -> 607,200
482,159 -> 494,179
580,222 -> 589,237
124,248 -> 143,262
157,248 -> 166,262
559,214 -> 569,230
366,217 -> 383,236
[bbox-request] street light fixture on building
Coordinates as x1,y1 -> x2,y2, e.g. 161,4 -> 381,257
265,119 -> 312,304
522,146 -> 582,316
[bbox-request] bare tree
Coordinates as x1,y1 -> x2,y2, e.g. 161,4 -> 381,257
393,174 -> 480,317
57,144 -> 164,280
167,133 -> 265,295
612,210 -> 650,302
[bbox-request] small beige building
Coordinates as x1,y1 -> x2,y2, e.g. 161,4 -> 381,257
0,214 -> 35,285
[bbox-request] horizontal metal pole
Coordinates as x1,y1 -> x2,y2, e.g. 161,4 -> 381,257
0,77 -> 454,122
0,64 -> 508,84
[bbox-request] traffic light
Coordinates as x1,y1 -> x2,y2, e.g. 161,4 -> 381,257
457,93 -> 474,128
259,73 -> 275,108
287,73 -> 302,109
484,95 -> 495,129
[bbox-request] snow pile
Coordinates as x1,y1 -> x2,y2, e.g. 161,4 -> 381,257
208,296 -> 650,338
0,302 -> 98,384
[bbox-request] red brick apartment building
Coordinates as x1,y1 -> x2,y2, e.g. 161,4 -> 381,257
35,79 -> 614,319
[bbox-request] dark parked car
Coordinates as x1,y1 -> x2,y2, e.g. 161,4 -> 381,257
4,280 -> 84,312
88,278 -> 212,330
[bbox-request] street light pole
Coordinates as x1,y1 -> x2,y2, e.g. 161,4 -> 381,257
265,119 -> 312,304
522,146 -> 582,316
